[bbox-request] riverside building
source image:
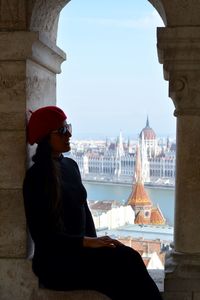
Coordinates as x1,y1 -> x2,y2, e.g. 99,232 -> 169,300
70,117 -> 176,186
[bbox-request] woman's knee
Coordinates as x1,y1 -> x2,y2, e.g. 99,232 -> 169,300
115,245 -> 146,267
116,245 -> 141,258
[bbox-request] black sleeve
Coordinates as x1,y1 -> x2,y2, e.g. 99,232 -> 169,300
84,201 -> 97,237
68,158 -> 97,237
23,167 -> 84,252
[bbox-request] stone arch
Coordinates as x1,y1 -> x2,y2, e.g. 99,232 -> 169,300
28,0 -> 71,42
28,0 -> 200,39
28,0 -> 167,42
148,0 -> 200,26
148,0 -> 167,25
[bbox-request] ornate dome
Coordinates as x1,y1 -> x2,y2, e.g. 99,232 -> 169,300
139,116 -> 156,140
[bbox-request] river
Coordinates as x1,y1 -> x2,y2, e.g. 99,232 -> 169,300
83,181 -> 175,226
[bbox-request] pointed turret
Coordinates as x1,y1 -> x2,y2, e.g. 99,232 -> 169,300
127,137 -> 131,153
146,115 -> 150,128
126,145 -> 152,224
115,131 -> 124,178
126,138 -> 166,225
134,144 -> 142,183
166,136 -> 170,151
116,131 -> 124,158
150,205 -> 166,225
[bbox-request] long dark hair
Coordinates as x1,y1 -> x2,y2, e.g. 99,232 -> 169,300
32,136 -> 64,231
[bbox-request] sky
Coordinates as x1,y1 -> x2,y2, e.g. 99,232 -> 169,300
56,0 -> 176,140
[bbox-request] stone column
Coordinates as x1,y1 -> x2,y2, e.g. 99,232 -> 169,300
0,29 -> 66,299
158,27 -> 200,300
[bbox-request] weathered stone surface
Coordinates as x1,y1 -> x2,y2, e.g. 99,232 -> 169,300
27,59 -> 57,111
0,32 -> 66,73
0,61 -> 26,131
0,0 -> 26,30
163,292 -> 192,300
157,27 -> 200,84
156,16 -> 200,300
0,131 -> 26,189
29,0 -> 70,43
157,26 -> 200,253
149,0 -> 200,26
163,254 -> 200,300
165,277 -> 200,292
169,73 -> 200,116
0,189 -> 26,257
0,112 -> 25,130
31,39 -> 66,74
148,0 -> 167,25
174,116 -> 200,253
0,259 -> 111,300
0,32 -> 37,60
32,289 -> 111,300
194,293 -> 200,300
0,259 -> 37,300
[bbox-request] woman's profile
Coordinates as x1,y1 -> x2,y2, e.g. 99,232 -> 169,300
23,105 -> 163,300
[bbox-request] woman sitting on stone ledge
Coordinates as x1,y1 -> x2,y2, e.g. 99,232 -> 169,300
23,105 -> 163,300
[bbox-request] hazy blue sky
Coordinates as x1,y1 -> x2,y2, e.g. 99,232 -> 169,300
57,0 -> 176,140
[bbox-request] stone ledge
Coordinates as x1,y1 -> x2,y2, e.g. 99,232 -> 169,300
0,259 -> 164,300
194,293 -> 200,300
162,291 -> 192,300
32,269 -> 164,300
32,289 -> 111,300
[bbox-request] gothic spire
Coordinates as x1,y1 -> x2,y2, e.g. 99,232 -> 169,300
134,144 -> 143,183
146,115 -> 150,128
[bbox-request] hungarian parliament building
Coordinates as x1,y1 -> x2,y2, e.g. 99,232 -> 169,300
69,118 -> 176,186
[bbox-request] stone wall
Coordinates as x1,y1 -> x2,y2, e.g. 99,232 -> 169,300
1,0 -> 200,299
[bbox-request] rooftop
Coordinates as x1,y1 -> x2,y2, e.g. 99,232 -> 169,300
97,223 -> 174,241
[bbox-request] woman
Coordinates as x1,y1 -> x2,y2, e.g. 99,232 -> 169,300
23,105 -> 163,300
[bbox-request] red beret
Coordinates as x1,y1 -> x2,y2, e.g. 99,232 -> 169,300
27,106 -> 67,145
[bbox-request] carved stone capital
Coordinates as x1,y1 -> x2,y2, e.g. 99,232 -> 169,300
165,250 -> 200,278
157,27 -> 200,116
164,250 -> 200,298
158,27 -> 200,75
169,72 -> 200,116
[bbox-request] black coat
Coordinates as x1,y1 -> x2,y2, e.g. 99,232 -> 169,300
23,157 -> 96,281
23,156 -> 162,300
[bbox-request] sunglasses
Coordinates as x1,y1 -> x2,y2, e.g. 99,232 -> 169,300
52,123 -> 72,135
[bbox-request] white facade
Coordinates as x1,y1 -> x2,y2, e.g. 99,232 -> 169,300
143,252 -> 164,270
70,125 -> 176,185
71,149 -> 176,184
92,205 -> 135,230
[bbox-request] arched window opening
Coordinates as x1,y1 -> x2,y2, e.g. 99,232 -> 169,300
56,0 -> 176,278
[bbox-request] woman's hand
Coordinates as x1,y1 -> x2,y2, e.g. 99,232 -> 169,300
83,235 -> 124,248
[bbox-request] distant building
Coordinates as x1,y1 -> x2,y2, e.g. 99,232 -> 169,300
70,117 -> 176,185
139,116 -> 158,158
142,252 -> 164,270
107,236 -> 168,270
126,144 -> 166,225
88,200 -> 135,230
